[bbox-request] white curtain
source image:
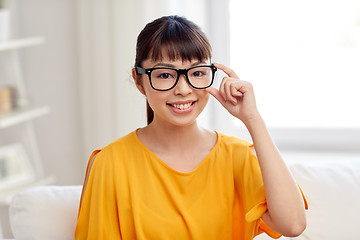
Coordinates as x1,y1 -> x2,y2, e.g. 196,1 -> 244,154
77,0 -> 230,160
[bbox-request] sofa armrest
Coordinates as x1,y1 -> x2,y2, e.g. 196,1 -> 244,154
9,185 -> 82,240
288,158 -> 360,240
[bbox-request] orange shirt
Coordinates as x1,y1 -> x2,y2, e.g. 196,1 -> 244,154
75,130 -> 284,239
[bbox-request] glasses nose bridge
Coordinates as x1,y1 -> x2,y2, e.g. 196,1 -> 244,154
174,68 -> 193,93
176,68 -> 189,80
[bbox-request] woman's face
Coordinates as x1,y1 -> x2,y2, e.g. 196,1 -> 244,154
135,55 -> 211,128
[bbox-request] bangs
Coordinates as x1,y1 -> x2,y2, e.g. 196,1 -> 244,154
151,39 -> 211,63
150,34 -> 212,63
141,17 -> 212,64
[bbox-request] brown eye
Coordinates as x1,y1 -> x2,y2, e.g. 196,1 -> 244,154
158,73 -> 173,79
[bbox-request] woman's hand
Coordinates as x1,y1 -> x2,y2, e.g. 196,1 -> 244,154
206,63 -> 261,125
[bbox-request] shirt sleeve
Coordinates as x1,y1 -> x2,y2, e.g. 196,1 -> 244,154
249,184 -> 308,239
75,149 -> 122,240
239,145 -> 282,238
234,143 -> 308,239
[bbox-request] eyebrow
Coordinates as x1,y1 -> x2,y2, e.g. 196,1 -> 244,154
152,61 -> 207,68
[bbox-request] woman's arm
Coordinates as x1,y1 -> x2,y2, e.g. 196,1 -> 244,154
76,150 -> 122,239
245,116 -> 306,237
206,63 -> 306,237
80,152 -> 98,205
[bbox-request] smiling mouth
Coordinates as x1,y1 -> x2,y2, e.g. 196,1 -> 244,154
168,101 -> 196,110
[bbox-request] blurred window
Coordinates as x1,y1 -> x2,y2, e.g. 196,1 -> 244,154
229,0 -> 360,128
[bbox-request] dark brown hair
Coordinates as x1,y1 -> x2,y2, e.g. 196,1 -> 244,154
135,15 -> 212,125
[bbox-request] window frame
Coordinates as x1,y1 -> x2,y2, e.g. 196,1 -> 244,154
204,0 -> 360,151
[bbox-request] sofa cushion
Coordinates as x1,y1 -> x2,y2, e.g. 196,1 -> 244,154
288,159 -> 360,240
9,185 -> 82,240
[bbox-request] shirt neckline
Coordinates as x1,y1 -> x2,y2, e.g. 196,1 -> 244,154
132,129 -> 221,176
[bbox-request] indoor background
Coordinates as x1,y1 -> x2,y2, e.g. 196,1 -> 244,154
0,0 -> 359,238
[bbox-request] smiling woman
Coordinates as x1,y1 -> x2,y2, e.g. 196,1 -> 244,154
75,15 -> 307,240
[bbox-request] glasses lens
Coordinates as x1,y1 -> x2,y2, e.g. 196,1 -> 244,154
150,69 -> 178,90
188,66 -> 213,88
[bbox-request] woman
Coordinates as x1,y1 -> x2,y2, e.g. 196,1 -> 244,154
75,15 -> 307,240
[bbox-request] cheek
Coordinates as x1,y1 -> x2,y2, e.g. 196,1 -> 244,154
195,91 -> 210,112
204,92 -> 210,101
143,89 -> 168,108
201,91 -> 210,104
139,76 -> 155,97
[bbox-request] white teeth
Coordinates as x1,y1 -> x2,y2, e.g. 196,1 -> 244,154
172,102 -> 192,110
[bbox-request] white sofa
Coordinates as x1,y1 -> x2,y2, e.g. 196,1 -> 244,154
8,186 -> 82,240
5,155 -> 360,240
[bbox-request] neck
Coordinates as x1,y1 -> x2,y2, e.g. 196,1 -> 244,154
142,119 -> 204,151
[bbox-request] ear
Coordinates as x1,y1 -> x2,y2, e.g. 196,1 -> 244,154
132,68 -> 146,95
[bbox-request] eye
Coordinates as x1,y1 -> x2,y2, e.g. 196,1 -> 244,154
192,70 -> 205,77
158,73 -> 173,79
152,69 -> 176,80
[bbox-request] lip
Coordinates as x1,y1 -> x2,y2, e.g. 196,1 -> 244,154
167,100 -> 197,114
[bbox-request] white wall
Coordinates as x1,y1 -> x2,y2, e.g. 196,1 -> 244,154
1,0 -> 82,237
13,0 -> 83,185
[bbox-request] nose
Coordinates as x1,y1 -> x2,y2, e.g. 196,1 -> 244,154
174,74 -> 192,96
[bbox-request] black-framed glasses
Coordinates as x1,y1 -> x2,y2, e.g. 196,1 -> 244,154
136,64 -> 217,91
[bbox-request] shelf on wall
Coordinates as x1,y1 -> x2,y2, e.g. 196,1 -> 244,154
0,105 -> 50,129
0,34 -> 54,209
0,36 -> 45,51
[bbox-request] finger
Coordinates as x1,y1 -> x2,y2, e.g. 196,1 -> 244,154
224,81 -> 238,104
219,77 -> 227,101
219,76 -> 237,102
206,87 -> 226,106
214,63 -> 239,79
231,86 -> 243,97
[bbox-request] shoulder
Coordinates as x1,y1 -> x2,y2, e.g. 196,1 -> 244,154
215,131 -> 258,171
81,130 -> 139,196
216,131 -> 253,152
95,130 -> 139,158
86,130 -> 139,173
104,130 -> 138,151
